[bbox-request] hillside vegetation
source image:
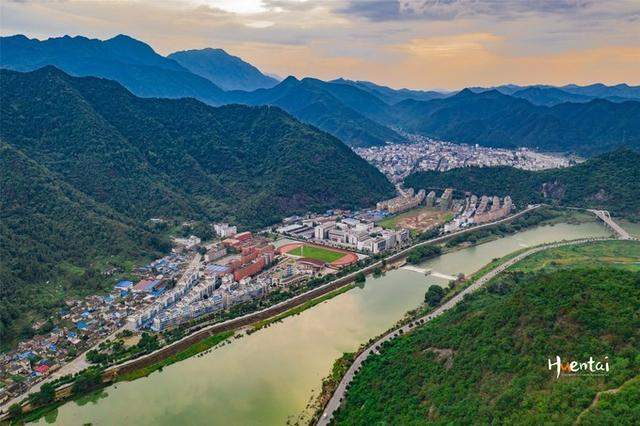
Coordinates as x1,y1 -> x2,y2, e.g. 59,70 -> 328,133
390,90 -> 640,154
404,149 -> 640,220
332,241 -> 640,425
0,66 -> 394,345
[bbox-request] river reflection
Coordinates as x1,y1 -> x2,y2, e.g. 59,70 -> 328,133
34,221 -> 610,426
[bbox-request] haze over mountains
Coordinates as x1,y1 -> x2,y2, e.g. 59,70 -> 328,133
2,33 -> 640,154
168,48 -> 279,91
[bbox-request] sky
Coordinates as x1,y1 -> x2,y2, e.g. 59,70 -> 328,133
2,0 -> 640,90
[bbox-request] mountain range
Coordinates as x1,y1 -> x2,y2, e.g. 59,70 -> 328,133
389,89 -> 640,154
168,48 -> 278,91
3,33 -> 640,153
0,66 -> 394,342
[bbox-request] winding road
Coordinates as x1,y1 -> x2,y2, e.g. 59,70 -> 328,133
317,237 -> 616,425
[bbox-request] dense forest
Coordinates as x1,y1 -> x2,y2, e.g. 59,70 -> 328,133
332,242 -> 640,424
405,149 -> 640,220
389,90 -> 640,154
0,66 -> 394,345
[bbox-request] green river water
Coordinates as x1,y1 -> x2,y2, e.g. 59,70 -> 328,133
34,222 -> 613,425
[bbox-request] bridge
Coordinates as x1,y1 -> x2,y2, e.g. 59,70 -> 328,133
401,265 -> 457,281
589,209 -> 632,240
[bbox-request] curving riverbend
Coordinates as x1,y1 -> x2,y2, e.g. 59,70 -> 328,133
32,222 -> 611,425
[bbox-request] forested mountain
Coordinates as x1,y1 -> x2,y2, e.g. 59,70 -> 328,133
3,33 -> 640,152
330,78 -> 448,104
0,34 -> 226,104
0,141 -> 167,343
0,67 -> 394,342
1,67 -> 393,225
227,76 -> 404,147
405,149 -> 640,219
390,90 -> 640,154
333,241 -> 640,424
168,48 -> 278,91
471,83 -> 640,103
510,87 -> 593,106
0,34 -> 402,147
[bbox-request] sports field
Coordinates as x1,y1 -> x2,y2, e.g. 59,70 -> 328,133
287,244 -> 345,263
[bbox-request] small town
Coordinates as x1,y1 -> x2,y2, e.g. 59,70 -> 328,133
0,185 -> 515,405
356,134 -> 576,182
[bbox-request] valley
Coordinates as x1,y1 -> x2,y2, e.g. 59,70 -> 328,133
1,7 -> 639,423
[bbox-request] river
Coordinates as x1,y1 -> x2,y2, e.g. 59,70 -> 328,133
34,222 -> 611,425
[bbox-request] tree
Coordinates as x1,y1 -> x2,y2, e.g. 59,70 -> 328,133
425,285 -> 445,306
72,368 -> 102,395
355,272 -> 366,283
9,403 -> 22,418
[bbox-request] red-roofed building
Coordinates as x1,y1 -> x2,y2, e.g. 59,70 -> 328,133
34,364 -> 50,374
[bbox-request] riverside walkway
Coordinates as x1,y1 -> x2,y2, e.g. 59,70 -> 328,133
317,237 -> 613,425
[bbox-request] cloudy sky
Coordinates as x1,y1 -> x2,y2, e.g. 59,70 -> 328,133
2,0 -> 639,89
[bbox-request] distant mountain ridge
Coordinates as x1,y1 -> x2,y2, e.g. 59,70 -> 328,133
389,89 -> 640,155
168,48 -> 278,91
2,33 -> 640,152
0,34 -> 226,104
330,78 -> 449,104
472,83 -> 640,105
226,76 -> 404,147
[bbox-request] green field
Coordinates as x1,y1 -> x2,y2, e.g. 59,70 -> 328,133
287,245 -> 345,263
511,240 -> 640,273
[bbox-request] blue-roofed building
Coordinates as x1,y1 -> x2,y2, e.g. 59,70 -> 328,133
207,264 -> 231,274
103,295 -> 114,303
151,288 -> 166,298
76,321 -> 88,331
115,280 -> 134,290
48,344 -> 57,352
81,311 -> 91,318
17,351 -> 35,360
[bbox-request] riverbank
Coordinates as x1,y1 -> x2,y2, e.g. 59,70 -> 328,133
320,239 -> 640,425
316,237 -> 622,425
3,205 -> 551,422
22,219 -> 612,425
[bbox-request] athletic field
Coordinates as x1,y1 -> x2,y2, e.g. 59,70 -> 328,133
287,244 -> 345,263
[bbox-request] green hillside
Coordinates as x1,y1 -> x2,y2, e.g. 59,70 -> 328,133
0,66 -> 394,345
332,241 -> 640,425
0,67 -> 394,226
404,149 -> 640,220
0,142 -> 167,345
390,89 -> 640,155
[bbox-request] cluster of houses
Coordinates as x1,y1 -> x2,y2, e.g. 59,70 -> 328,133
444,194 -> 514,232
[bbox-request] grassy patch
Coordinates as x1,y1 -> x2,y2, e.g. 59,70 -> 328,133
511,240 -> 640,273
117,331 -> 234,382
378,206 -> 448,230
286,245 -> 345,263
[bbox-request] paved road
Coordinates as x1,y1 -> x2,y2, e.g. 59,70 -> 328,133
317,237 -> 613,425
